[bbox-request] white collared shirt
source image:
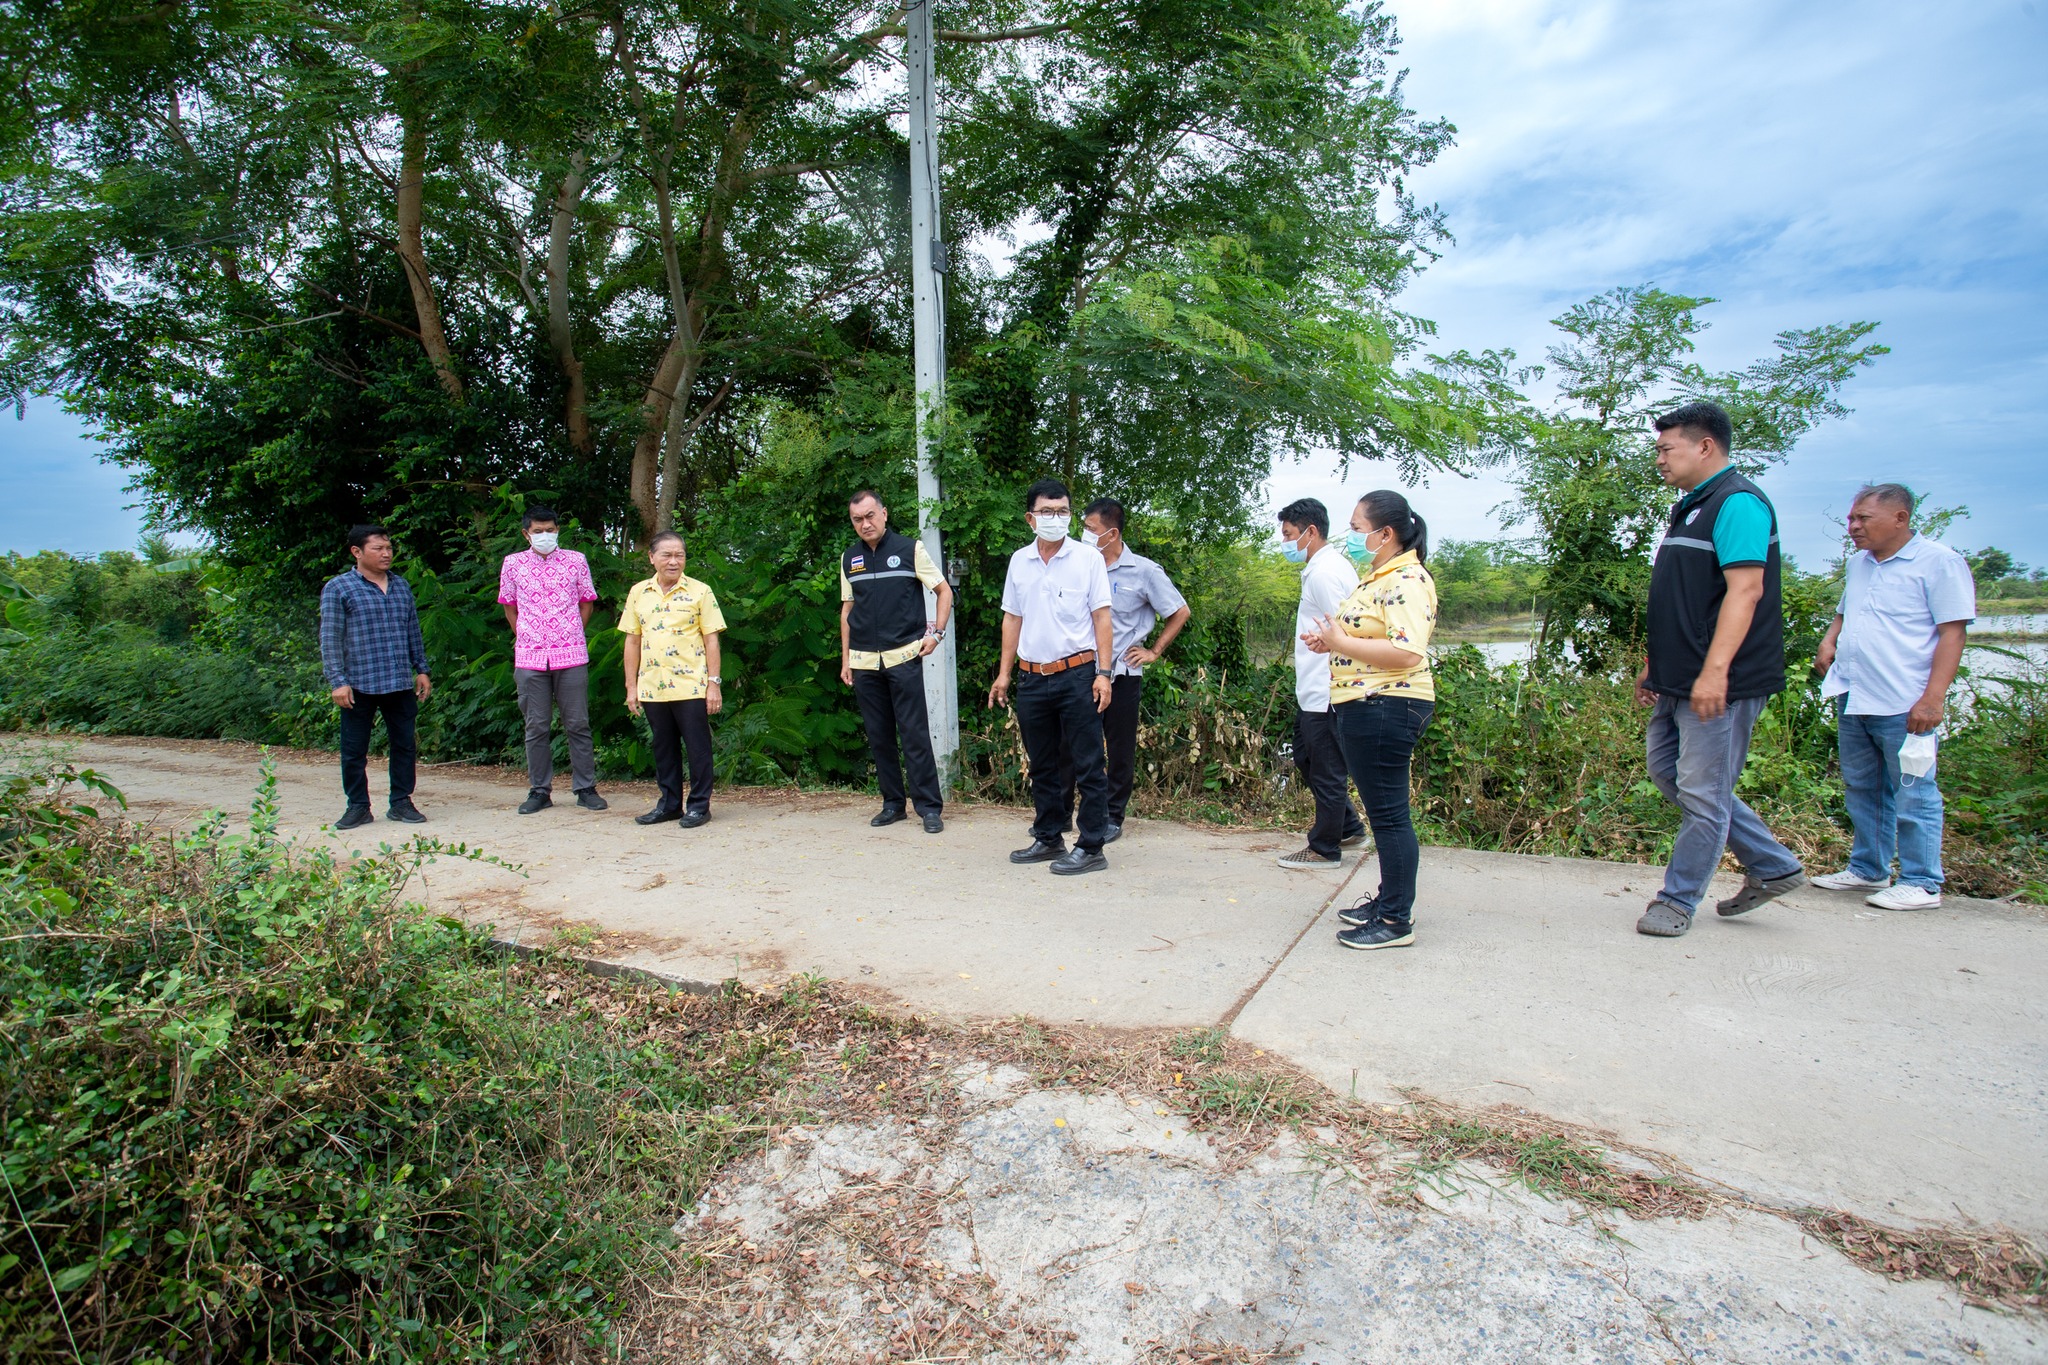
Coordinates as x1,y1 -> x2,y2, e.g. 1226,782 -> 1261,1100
1000,537 -> 1112,664
1821,534 -> 1976,716
1293,543 -> 1359,711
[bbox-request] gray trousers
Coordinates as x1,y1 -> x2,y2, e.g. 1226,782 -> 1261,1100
515,665 -> 598,793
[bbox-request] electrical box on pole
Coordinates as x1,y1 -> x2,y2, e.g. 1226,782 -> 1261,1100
906,0 -> 960,793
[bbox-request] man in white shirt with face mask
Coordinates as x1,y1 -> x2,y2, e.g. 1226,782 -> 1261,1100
1274,497 -> 1368,870
988,478 -> 1116,875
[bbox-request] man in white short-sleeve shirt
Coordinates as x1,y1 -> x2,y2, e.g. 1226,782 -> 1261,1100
1814,483 -> 1976,911
988,478 -> 1115,875
1274,497 -> 1369,871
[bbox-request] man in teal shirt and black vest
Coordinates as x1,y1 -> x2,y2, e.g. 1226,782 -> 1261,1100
839,490 -> 954,833
1634,400 -> 1807,938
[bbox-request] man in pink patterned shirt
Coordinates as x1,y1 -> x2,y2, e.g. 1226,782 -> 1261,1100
499,505 -> 607,813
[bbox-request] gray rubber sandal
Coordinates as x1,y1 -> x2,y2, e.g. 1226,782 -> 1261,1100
1715,870 -> 1807,918
1636,899 -> 1693,937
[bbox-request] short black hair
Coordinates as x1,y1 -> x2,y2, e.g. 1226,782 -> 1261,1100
1024,477 -> 1071,512
347,524 -> 389,552
1081,497 -> 1125,533
1853,482 -> 1915,513
522,504 -> 559,530
1653,400 -> 1734,456
647,530 -> 684,552
847,489 -> 883,509
1276,497 -> 1329,539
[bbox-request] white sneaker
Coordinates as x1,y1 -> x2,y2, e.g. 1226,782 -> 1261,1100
1866,884 -> 1942,911
1811,869 -> 1892,891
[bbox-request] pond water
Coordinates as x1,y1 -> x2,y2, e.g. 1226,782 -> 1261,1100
1442,636 -> 2046,685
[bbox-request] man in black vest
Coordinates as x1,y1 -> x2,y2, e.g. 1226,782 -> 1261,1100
840,490 -> 953,833
1634,400 -> 1806,938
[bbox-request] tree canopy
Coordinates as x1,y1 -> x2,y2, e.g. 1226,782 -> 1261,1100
1,0 -> 1510,580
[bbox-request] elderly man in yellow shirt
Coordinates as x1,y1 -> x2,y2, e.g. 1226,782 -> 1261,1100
619,530 -> 727,828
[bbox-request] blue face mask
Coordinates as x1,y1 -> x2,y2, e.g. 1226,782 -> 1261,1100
1281,537 -> 1308,564
1342,529 -> 1376,563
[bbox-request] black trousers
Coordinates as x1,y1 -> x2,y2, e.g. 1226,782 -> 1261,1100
338,689 -> 418,811
1017,667 -> 1110,852
1059,674 -> 1142,826
1335,695 -> 1434,926
1295,706 -> 1366,858
854,657 -> 942,817
643,698 -> 713,815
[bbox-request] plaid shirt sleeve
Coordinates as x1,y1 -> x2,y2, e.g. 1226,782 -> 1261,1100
403,578 -> 430,676
319,576 -> 349,688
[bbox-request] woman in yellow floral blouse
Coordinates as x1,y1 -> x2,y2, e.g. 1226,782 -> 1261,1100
1302,490 -> 1437,951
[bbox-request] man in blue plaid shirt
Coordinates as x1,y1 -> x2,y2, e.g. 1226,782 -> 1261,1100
319,524 -> 433,829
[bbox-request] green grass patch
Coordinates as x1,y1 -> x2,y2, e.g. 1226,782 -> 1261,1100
0,760 -> 795,1361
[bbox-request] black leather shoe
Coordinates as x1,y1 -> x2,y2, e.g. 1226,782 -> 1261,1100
387,802 -> 427,824
871,807 -> 907,828
335,806 -> 374,830
1101,823 -> 1123,844
574,789 -> 609,811
1049,847 -> 1108,876
635,805 -> 680,825
1010,837 -> 1066,864
518,789 -> 552,815
678,810 -> 711,829
922,812 -> 944,834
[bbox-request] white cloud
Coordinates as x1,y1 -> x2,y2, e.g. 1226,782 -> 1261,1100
1273,0 -> 2048,566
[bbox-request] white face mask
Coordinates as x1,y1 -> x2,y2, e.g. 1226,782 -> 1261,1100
1080,528 -> 1101,548
529,531 -> 559,555
1034,513 -> 1070,542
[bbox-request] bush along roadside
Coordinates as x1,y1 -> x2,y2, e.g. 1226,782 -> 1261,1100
0,760 -> 801,1361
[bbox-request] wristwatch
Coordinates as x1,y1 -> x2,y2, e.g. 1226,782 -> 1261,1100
707,675 -> 722,685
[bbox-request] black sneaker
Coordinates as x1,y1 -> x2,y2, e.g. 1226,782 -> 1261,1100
677,810 -> 710,829
1010,837 -> 1066,864
335,806 -> 374,830
1338,921 -> 1413,951
1049,847 -> 1108,876
871,807 -> 907,828
1336,897 -> 1384,928
1340,830 -> 1369,848
387,801 -> 427,824
518,789 -> 552,815
635,805 -> 680,825
574,789 -> 609,811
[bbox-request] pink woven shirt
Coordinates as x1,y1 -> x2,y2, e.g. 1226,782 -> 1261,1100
498,547 -> 598,671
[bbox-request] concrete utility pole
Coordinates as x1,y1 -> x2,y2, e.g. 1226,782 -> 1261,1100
906,0 -> 960,792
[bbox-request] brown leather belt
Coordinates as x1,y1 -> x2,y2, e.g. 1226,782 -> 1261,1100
1019,649 -> 1098,677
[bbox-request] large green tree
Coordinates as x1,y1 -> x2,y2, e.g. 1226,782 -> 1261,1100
2,0 -> 1506,582
1498,286 -> 1888,671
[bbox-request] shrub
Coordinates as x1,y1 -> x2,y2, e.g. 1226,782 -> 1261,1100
0,762 -> 785,1360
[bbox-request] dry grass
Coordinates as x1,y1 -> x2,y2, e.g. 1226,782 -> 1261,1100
527,968 -> 2048,1348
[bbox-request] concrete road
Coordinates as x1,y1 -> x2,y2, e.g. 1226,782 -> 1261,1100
35,736 -> 2048,1241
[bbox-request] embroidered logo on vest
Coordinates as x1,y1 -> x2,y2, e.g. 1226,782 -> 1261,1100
850,555 -> 865,572
886,555 -> 901,568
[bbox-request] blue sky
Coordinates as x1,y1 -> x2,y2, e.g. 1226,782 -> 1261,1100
6,0 -> 2046,568
1268,0 -> 2048,569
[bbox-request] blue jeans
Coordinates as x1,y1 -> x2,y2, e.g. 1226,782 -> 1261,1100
1334,694 -> 1434,927
1836,704 -> 1944,890
1645,694 -> 1802,912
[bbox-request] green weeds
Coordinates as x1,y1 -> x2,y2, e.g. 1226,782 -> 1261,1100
0,759 -> 800,1361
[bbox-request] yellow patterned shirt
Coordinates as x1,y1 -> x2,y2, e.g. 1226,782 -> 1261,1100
618,575 -> 728,701
1329,550 -> 1437,702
